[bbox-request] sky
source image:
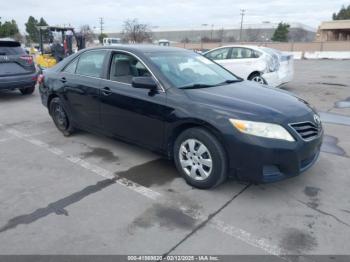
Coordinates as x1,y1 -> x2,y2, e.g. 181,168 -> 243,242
0,0 -> 348,33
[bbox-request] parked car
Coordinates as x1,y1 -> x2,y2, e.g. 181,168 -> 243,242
0,39 -> 37,95
103,38 -> 122,46
39,45 -> 322,189
204,45 -> 294,87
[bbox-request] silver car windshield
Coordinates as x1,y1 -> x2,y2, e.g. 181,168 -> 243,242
149,52 -> 239,89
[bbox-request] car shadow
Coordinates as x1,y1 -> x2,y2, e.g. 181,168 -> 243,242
0,89 -> 36,102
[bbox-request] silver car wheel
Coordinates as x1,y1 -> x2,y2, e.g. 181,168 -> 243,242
252,75 -> 266,84
179,139 -> 213,181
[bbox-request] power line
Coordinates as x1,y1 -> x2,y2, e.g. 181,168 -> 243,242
239,9 -> 246,42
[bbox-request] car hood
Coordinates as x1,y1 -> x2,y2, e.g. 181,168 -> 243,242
183,81 -> 314,123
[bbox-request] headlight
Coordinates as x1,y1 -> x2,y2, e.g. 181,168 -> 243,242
230,119 -> 295,142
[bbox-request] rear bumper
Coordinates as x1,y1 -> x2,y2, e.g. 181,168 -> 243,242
263,70 -> 294,88
0,73 -> 37,90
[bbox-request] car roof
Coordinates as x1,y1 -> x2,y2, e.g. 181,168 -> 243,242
87,44 -> 191,54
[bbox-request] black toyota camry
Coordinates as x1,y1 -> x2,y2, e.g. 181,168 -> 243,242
38,45 -> 323,189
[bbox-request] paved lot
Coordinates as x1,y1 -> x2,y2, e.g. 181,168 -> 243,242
0,60 -> 350,259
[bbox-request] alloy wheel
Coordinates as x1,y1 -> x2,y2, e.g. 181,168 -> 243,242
252,75 -> 266,84
179,139 -> 213,181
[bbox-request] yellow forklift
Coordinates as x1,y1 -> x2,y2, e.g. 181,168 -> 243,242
35,26 -> 85,68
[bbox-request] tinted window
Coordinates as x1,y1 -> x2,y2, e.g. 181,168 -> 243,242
63,58 -> 78,74
205,48 -> 230,60
109,53 -> 151,84
76,50 -> 107,77
0,41 -> 25,55
230,48 -> 260,59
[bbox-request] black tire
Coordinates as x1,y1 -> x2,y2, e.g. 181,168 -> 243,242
248,73 -> 267,85
20,86 -> 35,95
173,127 -> 227,189
49,97 -> 75,137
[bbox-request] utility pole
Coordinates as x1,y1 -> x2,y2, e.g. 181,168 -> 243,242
239,9 -> 246,42
99,17 -> 104,35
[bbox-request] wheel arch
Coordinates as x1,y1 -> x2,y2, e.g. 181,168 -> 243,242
247,71 -> 261,80
166,119 -> 228,159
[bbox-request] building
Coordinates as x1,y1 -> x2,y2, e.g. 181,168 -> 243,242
316,20 -> 350,41
108,22 -> 316,43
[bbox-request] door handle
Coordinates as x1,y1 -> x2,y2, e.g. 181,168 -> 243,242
60,77 -> 67,83
102,87 -> 112,96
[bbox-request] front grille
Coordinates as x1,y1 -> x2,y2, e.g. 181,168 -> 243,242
290,121 -> 321,141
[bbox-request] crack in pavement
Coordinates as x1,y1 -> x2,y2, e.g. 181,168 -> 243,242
159,184 -> 252,260
297,200 -> 350,228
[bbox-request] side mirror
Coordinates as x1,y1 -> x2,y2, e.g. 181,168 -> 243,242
132,77 -> 157,90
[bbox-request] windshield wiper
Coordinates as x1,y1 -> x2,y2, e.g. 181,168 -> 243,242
216,79 -> 243,86
179,83 -> 216,89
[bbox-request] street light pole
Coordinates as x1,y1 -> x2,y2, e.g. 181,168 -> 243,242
239,9 -> 245,42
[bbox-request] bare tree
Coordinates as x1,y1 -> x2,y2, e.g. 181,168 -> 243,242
122,19 -> 152,43
79,25 -> 96,43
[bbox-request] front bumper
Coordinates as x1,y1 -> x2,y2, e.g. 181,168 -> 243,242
225,130 -> 323,183
0,73 -> 37,90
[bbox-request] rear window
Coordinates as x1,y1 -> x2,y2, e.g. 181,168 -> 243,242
0,41 -> 25,55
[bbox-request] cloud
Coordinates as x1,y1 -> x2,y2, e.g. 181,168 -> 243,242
0,0 -> 346,33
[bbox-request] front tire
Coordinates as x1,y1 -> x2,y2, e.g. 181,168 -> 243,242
174,128 -> 227,189
49,97 -> 75,137
20,86 -> 35,95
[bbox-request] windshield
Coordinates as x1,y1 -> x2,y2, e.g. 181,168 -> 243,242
149,52 -> 238,88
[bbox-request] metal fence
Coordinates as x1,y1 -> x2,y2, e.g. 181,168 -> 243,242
173,41 -> 350,52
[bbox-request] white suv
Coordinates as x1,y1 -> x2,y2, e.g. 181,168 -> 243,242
204,45 -> 294,87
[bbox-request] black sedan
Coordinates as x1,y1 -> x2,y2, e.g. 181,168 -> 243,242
38,45 -> 323,189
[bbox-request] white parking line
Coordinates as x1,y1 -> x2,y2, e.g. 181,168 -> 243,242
4,127 -> 161,201
2,124 -> 289,259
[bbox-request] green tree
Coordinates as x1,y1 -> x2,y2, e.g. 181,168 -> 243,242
25,16 -> 39,43
333,5 -> 350,20
38,17 -> 50,42
271,22 -> 290,42
0,18 -> 20,38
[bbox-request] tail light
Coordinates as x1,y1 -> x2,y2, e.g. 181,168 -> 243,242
20,55 -> 33,65
37,74 -> 45,84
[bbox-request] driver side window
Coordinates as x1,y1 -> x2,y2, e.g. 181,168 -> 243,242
109,53 -> 151,84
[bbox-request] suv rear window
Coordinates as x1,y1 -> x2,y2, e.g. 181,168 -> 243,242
0,41 -> 25,55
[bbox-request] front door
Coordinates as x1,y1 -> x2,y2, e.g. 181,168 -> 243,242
99,52 -> 168,150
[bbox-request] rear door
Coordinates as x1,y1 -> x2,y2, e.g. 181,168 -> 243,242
60,50 -> 108,129
0,41 -> 35,77
224,47 -> 262,79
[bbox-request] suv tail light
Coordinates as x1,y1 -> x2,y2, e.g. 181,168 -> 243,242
37,74 -> 45,84
20,55 -> 33,65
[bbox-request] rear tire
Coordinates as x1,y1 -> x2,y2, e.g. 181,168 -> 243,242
248,73 -> 267,85
49,97 -> 75,137
20,86 -> 35,95
173,127 -> 227,189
